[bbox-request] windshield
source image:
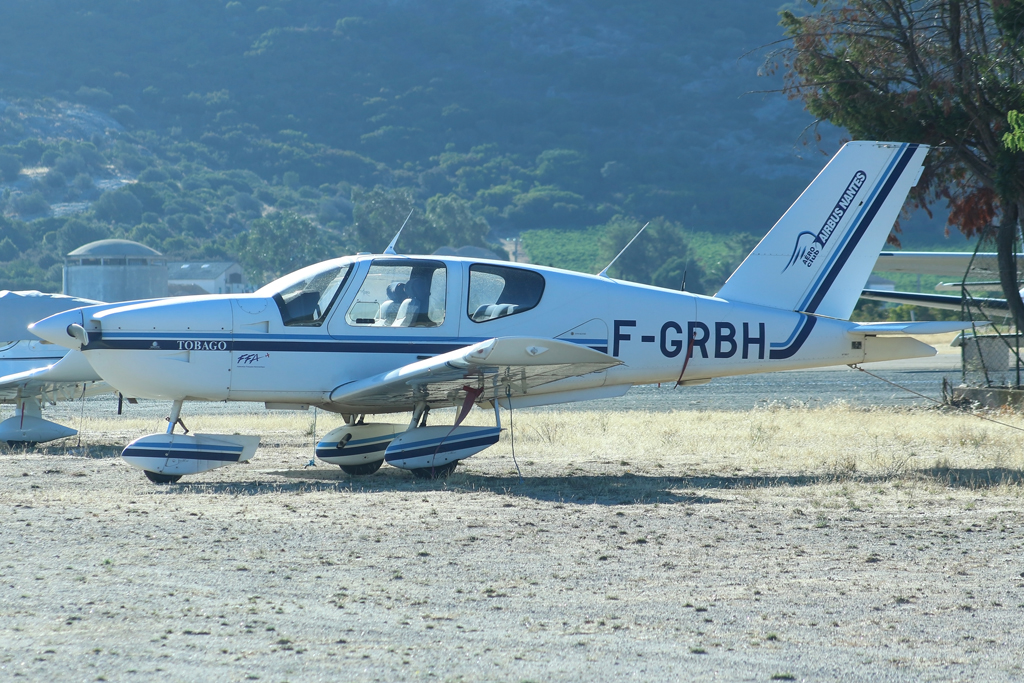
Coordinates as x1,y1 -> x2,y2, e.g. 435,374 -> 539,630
256,258 -> 354,297
259,262 -> 353,327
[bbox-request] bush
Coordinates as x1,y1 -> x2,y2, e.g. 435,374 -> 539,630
0,237 -> 18,261
0,153 -> 22,182
10,192 -> 50,217
92,187 -> 143,224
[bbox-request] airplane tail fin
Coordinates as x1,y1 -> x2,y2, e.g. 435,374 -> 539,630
716,142 -> 928,320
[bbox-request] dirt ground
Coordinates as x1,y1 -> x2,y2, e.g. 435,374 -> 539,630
2,405 -> 1024,682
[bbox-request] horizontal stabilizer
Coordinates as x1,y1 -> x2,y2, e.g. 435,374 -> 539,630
848,321 -> 985,335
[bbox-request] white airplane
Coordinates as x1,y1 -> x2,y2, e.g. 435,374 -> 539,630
865,251 -> 1019,317
0,290 -> 106,445
31,141 -> 971,484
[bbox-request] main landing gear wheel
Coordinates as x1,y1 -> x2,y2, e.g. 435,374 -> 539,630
411,461 -> 459,480
340,459 -> 384,476
144,470 -> 183,484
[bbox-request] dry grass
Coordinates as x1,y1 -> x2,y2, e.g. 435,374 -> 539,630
62,402 -> 1024,487
4,402 -> 1024,681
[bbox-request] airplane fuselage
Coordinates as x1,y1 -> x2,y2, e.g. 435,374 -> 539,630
46,254 -> 930,411
24,141 -> 955,482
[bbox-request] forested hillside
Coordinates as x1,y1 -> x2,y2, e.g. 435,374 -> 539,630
0,0 -> 954,294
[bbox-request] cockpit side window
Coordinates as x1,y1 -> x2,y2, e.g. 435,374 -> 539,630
467,264 -> 545,323
271,265 -> 352,327
346,259 -> 447,328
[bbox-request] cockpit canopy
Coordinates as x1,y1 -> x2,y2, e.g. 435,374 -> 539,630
255,256 -> 546,328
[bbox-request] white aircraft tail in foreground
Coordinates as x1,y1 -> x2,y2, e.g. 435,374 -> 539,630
31,141 -> 969,483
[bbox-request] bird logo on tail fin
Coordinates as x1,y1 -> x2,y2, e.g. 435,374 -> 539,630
782,170 -> 868,273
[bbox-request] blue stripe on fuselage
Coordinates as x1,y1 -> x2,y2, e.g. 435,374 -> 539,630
84,334 -> 609,356
767,316 -> 817,360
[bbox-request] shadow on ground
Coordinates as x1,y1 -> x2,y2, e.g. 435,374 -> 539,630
7,443 -> 126,459
136,466 -> 1024,505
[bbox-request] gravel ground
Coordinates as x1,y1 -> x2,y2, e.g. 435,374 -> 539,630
3,414 -> 1024,683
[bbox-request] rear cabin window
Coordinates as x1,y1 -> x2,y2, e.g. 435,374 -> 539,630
467,264 -> 545,323
271,265 -> 352,327
346,260 -> 447,328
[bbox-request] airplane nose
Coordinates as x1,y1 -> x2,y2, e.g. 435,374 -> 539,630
29,309 -> 85,350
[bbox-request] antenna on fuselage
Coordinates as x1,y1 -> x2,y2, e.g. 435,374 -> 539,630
597,221 -> 649,279
383,209 -> 415,255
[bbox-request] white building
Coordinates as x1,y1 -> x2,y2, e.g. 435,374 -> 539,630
167,262 -> 251,296
64,239 -> 168,302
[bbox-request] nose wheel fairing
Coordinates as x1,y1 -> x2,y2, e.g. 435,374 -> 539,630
0,398 -> 77,445
121,433 -> 261,476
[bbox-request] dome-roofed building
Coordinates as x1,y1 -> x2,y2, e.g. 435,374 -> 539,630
64,239 -> 168,302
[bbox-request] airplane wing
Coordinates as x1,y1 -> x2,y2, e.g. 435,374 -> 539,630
860,288 -> 1009,315
0,350 -> 108,402
328,337 -> 623,412
872,252 -> 1009,278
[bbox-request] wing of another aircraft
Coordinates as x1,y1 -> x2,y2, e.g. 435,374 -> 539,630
860,288 -> 1009,315
0,350 -> 107,402
0,291 -> 110,445
0,350 -> 109,445
0,290 -> 102,341
328,337 -> 622,412
872,252 -> 1009,277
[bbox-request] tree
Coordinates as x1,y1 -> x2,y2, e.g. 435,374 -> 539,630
348,187 -> 432,254
777,0 -> 1024,324
1006,110 -> 1024,150
424,193 -> 492,251
0,237 -> 18,261
598,216 -> 706,293
236,211 -> 328,286
92,187 -> 143,225
349,188 -> 496,255
0,153 -> 22,182
54,218 -> 108,256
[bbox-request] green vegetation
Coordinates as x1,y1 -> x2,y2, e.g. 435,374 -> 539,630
521,227 -> 604,274
851,301 -> 960,323
523,222 -> 757,294
0,0 -> 965,303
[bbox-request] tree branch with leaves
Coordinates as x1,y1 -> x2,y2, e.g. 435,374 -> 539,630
775,0 -> 1024,323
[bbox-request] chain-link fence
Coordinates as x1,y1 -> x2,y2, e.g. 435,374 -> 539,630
958,241 -> 1024,389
